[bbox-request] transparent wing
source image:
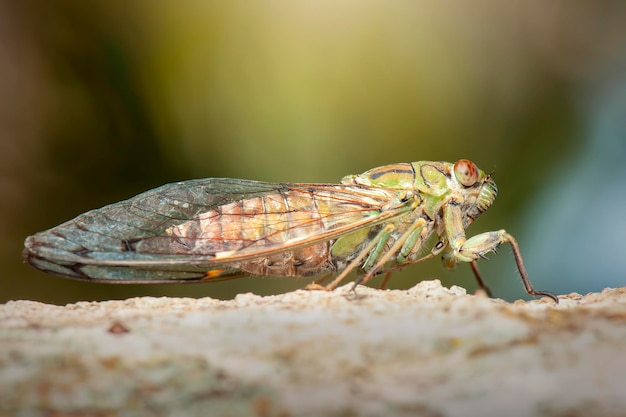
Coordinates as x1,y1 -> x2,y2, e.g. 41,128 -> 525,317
23,178 -> 409,282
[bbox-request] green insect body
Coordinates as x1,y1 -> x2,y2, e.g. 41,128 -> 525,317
23,159 -> 558,302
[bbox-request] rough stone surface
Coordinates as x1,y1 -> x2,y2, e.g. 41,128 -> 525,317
1,280 -> 625,417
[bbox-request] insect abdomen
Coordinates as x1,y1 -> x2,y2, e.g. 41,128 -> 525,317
167,190 -> 339,277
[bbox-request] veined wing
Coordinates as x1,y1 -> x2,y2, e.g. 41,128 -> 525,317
23,178 -> 411,282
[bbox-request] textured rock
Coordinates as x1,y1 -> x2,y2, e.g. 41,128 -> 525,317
1,280 -> 625,417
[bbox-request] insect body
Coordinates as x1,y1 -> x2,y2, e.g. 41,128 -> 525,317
23,160 -> 558,302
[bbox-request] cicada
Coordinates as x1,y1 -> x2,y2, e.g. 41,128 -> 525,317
23,160 -> 558,302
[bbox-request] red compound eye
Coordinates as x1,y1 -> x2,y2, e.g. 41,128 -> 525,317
453,159 -> 479,187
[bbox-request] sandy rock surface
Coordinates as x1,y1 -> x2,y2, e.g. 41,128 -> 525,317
1,280 -> 625,417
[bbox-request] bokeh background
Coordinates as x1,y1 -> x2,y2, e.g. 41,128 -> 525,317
2,1 -> 625,305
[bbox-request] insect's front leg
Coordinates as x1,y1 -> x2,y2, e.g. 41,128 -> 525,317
442,202 -> 558,303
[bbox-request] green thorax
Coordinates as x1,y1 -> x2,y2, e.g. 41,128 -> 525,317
342,160 -> 497,222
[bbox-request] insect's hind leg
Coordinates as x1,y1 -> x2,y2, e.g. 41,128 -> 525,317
303,272 -> 333,291
305,224 -> 395,291
352,218 -> 427,289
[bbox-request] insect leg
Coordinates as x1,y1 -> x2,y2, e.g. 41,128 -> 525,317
458,231 -> 557,302
469,260 -> 493,297
379,271 -> 393,289
442,203 -> 558,302
361,227 -> 395,271
306,224 -> 395,291
353,218 -> 427,288
500,231 -> 558,302
309,272 -> 334,287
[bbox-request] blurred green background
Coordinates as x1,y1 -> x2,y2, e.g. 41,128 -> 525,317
2,1 -> 625,304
